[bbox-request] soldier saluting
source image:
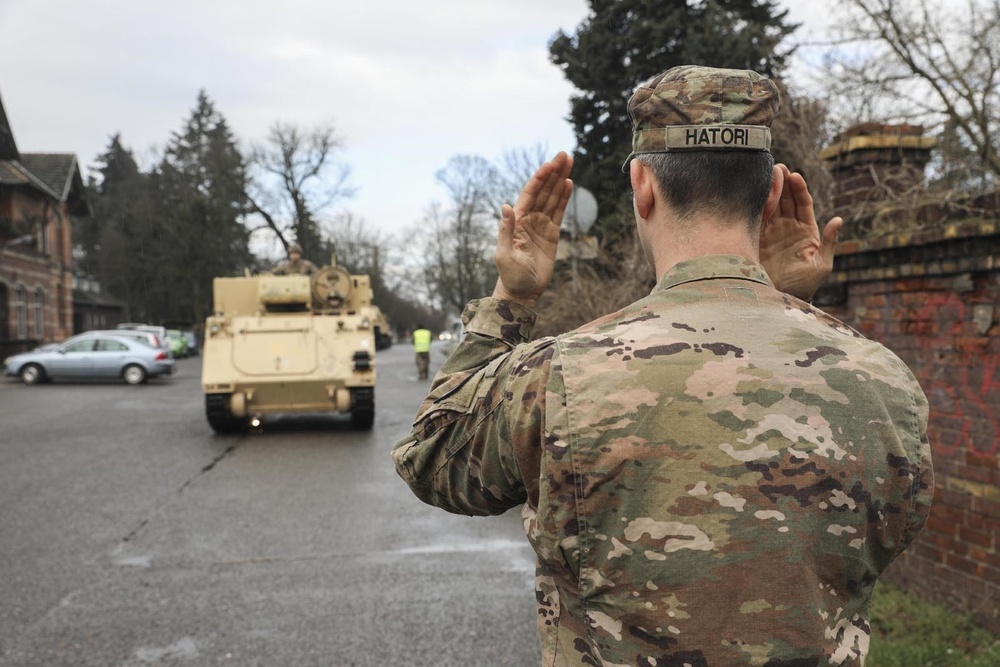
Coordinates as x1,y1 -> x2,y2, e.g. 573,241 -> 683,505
392,66 -> 932,666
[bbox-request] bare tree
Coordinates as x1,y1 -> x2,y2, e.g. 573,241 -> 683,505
419,200 -> 498,315
326,212 -> 386,275
770,80 -> 836,221
493,144 -> 549,208
417,156 -> 499,314
415,147 -> 557,314
824,0 -> 1000,190
246,121 -> 355,263
534,226 -> 654,338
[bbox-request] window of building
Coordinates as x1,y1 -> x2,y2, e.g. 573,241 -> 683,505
34,289 -> 44,339
15,286 -> 27,339
58,289 -> 65,332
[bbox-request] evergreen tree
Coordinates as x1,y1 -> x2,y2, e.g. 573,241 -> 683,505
154,91 -> 253,324
78,134 -> 153,320
550,0 -> 797,236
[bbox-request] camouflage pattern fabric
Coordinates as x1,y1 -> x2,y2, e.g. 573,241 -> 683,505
392,254 -> 933,666
272,258 -> 318,276
629,66 -> 779,132
415,351 -> 430,381
624,66 -> 779,170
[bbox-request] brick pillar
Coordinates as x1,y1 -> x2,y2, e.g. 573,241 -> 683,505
821,123 -> 936,212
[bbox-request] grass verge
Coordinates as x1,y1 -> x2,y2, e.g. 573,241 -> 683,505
868,581 -> 1000,666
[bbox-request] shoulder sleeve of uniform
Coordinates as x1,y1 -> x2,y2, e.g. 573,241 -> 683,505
391,301 -> 553,516
897,380 -> 935,556
432,298 -> 536,378
463,297 -> 536,344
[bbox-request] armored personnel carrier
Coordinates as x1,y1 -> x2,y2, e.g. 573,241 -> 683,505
371,308 -> 393,351
201,256 -> 376,433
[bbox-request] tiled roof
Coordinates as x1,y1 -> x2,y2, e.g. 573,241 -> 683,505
19,153 -> 80,201
0,91 -> 89,215
0,92 -> 17,160
0,160 -> 30,186
0,154 -> 89,215
0,158 -> 60,198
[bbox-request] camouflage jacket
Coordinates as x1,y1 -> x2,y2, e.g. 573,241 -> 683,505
392,255 -> 933,667
272,258 -> 317,276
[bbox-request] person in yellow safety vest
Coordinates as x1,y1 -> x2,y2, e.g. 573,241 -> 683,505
413,324 -> 432,380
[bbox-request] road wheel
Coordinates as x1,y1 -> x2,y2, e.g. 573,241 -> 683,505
123,364 -> 147,385
19,364 -> 45,385
205,394 -> 245,435
350,387 -> 375,430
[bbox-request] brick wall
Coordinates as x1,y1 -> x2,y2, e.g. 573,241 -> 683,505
0,190 -> 74,349
816,220 -> 1000,632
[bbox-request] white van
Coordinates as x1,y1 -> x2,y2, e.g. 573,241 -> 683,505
117,323 -> 171,357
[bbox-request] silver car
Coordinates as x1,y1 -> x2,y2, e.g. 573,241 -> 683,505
73,329 -> 161,350
3,334 -> 175,385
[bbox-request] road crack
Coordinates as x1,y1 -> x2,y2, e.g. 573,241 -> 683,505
122,441 -> 240,543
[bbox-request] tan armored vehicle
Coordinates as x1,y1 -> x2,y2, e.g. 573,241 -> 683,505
201,256 -> 376,433
371,307 -> 393,351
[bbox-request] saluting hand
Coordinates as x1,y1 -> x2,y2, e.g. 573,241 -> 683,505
492,152 -> 574,308
760,164 -> 844,302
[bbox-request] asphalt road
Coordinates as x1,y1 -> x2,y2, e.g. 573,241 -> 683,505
0,343 -> 541,666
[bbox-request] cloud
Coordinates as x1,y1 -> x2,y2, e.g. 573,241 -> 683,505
0,0 -> 833,240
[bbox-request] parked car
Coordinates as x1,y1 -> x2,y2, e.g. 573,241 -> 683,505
75,329 -> 161,351
165,329 -> 190,358
3,334 -> 175,385
181,330 -> 199,356
117,323 -> 171,357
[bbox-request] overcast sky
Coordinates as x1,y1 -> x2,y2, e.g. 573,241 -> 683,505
0,0 -> 834,258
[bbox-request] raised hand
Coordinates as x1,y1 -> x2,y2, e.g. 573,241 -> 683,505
492,152 -> 574,307
760,164 -> 844,302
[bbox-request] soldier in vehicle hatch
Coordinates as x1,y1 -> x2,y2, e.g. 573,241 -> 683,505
272,243 -> 317,276
391,66 -> 932,666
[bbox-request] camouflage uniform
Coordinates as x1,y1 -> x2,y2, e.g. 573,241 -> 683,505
272,244 -> 318,276
393,259 -> 932,665
392,67 -> 933,666
272,258 -> 317,276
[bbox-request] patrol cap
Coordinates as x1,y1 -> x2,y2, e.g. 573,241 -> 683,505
288,243 -> 303,254
622,65 -> 779,172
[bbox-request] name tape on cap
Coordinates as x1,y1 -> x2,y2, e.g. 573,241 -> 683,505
633,125 -> 772,152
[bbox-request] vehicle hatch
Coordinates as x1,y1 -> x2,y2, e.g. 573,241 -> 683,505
231,324 -> 318,376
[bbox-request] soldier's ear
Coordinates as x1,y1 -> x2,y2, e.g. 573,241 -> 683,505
630,160 -> 655,220
761,165 -> 784,222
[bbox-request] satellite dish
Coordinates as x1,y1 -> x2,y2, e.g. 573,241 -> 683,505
564,186 -> 598,235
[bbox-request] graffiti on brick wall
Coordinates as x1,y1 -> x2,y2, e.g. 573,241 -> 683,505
913,292 -> 999,459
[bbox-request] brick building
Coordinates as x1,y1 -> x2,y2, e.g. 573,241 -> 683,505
816,125 -> 1000,631
0,92 -> 89,358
